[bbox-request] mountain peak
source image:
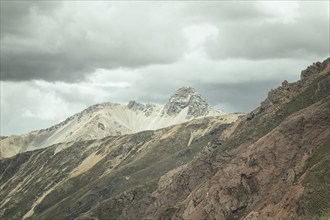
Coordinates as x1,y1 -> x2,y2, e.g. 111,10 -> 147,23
161,86 -> 211,118
173,86 -> 196,94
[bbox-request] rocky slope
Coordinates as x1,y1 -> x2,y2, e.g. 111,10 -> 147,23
0,58 -> 329,220
0,86 -> 225,158
0,115 -> 237,219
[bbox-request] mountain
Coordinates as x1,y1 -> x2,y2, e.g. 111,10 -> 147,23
0,58 -> 329,220
0,86 -> 231,158
161,86 -> 216,118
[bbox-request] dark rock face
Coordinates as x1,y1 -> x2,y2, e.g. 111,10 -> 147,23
127,101 -> 158,117
246,113 -> 254,121
97,123 -> 105,130
127,101 -> 145,111
300,58 -> 329,80
144,103 -> 156,117
161,86 -> 210,118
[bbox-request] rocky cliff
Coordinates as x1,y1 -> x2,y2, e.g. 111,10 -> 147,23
0,58 -> 329,220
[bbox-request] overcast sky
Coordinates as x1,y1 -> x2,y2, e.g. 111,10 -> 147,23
1,1 -> 329,136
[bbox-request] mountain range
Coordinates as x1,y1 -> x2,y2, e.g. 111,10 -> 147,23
0,58 -> 329,220
0,86 -> 239,158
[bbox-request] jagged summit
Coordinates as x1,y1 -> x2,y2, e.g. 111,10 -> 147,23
300,57 -> 330,80
127,100 -> 145,111
127,101 -> 158,117
161,86 -> 215,118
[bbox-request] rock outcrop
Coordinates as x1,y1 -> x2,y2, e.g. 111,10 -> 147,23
300,58 -> 329,80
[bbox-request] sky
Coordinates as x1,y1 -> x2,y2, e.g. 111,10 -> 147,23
1,1 -> 329,136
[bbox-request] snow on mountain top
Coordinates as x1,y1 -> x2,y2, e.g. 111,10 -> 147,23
161,86 -> 214,118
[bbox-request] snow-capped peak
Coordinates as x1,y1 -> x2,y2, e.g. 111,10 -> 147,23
161,86 -> 211,118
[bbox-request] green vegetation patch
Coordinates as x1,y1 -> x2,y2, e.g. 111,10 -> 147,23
280,76 -> 329,121
301,138 -> 330,219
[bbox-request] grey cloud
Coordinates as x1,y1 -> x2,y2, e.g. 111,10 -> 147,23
1,1 -> 328,82
1,1 -> 186,82
1,52 -> 87,82
0,1 -> 60,37
0,81 -> 86,135
181,1 -> 269,22
206,20 -> 329,60
204,2 -> 329,60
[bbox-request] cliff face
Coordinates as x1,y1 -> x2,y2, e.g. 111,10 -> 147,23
0,58 -> 329,220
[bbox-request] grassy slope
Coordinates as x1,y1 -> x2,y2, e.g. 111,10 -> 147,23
301,138 -> 330,219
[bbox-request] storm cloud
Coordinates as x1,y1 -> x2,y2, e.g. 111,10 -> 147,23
1,1 -> 186,81
1,1 -> 329,135
1,1 -> 329,82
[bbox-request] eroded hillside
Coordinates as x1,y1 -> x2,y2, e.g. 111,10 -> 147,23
0,115 -> 236,219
